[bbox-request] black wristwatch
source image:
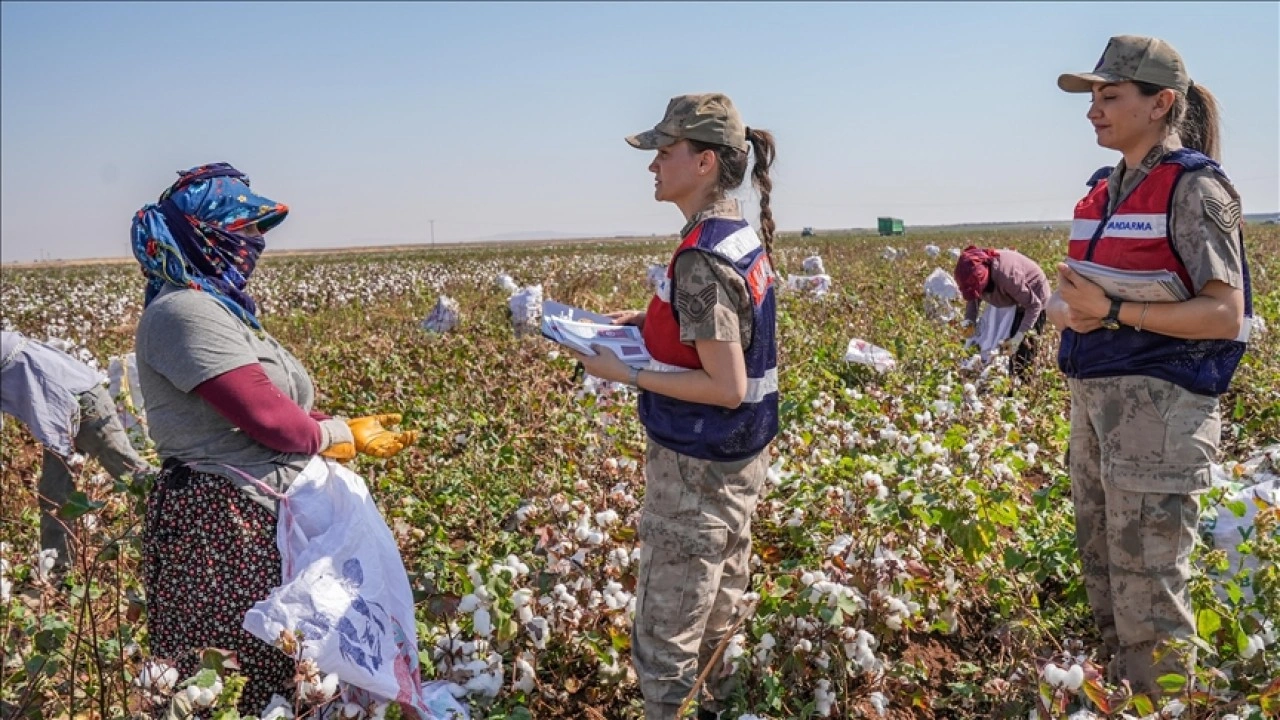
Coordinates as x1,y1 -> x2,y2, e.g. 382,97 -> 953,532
1101,298 -> 1123,331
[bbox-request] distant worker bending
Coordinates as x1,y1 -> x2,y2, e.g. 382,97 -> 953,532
954,246 -> 1050,383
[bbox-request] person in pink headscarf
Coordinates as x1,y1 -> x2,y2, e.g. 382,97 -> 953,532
954,246 -> 1051,383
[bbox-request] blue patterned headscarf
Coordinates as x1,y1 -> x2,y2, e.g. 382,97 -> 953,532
131,163 -> 288,329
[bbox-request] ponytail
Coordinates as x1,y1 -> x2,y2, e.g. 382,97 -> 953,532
1179,83 -> 1221,161
746,127 -> 777,259
1138,80 -> 1222,160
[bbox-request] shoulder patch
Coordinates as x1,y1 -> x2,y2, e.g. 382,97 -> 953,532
676,284 -> 719,324
1203,195 -> 1241,234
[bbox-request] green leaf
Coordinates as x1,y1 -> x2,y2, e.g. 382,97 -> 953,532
1196,608 -> 1222,639
1155,673 -> 1186,693
56,490 -> 104,520
192,667 -> 221,689
1226,499 -> 1248,517
1130,694 -> 1155,716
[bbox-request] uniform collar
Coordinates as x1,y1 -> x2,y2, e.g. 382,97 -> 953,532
680,196 -> 743,237
1108,135 -> 1184,209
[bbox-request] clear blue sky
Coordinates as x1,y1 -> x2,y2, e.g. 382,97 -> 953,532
2,1 -> 1276,262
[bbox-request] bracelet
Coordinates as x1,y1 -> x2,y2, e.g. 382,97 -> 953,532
628,366 -> 641,388
1136,302 -> 1150,332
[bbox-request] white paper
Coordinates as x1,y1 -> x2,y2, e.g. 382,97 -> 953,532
1065,259 -> 1190,302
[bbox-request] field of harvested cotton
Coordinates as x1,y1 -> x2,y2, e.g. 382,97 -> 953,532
2,226 -> 1278,720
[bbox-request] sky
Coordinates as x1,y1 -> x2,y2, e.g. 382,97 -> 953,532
1,1 -> 1277,262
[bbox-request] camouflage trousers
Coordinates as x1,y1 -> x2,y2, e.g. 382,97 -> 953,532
1068,376 -> 1219,696
632,441 -> 768,720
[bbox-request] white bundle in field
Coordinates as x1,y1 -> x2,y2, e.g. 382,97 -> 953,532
964,304 -> 1017,363
882,247 -> 906,261
923,268 -> 962,322
785,274 -> 832,296
802,255 -> 826,274
844,338 -> 896,373
647,263 -> 666,292
1205,445 -> 1279,606
949,247 -> 963,260
495,273 -> 519,294
508,284 -> 543,337
925,245 -> 941,258
421,295 -> 461,333
107,353 -> 147,434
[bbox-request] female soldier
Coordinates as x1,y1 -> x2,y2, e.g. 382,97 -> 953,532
1048,36 -> 1252,696
569,94 -> 778,720
953,245 -> 1050,383
132,164 -> 418,713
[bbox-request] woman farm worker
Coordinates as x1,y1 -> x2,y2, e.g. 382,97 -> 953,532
1047,36 -> 1252,696
953,245 -> 1051,383
570,93 -> 778,720
131,163 -> 419,713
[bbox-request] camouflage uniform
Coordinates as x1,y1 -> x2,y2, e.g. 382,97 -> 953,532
1067,135 -> 1245,694
632,197 -> 770,720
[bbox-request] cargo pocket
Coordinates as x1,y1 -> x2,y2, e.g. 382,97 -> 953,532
637,512 -> 730,636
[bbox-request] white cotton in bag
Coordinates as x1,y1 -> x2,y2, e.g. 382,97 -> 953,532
422,296 -> 461,334
923,269 -> 962,322
243,458 -> 468,719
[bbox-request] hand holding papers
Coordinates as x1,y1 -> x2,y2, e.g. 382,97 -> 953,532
1064,259 -> 1191,303
541,300 -> 652,368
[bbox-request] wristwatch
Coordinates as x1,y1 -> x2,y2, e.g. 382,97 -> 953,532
1101,299 -> 1123,331
628,366 -> 641,387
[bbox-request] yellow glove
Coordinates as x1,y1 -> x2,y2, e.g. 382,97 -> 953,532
318,418 -> 356,461
348,413 -> 420,458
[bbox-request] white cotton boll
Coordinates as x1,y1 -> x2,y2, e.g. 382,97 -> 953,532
458,594 -> 480,613
574,515 -> 592,542
785,507 -> 805,527
812,650 -> 831,669
260,694 -> 295,720
473,608 -> 493,637
869,691 -> 888,717
584,531 -> 605,546
793,638 -> 812,653
1042,662 -> 1066,687
814,678 -> 835,717
474,584 -> 492,602
35,549 -> 58,582
1240,634 -> 1265,660
1062,664 -> 1084,690
526,616 -> 549,649
595,509 -> 619,527
1162,699 -> 1187,717
512,655 -> 535,693
512,588 -> 533,608
517,605 -> 534,623
801,571 -> 817,587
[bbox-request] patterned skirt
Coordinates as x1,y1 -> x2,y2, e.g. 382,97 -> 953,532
142,463 -> 295,715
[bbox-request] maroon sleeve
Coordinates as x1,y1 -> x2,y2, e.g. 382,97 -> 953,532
193,364 -> 324,455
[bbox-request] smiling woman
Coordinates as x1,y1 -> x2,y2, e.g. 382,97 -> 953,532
1046,35 -> 1254,700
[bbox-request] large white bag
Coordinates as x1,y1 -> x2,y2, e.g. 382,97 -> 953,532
242,458 -> 468,719
422,296 -> 461,334
844,339 -> 896,373
508,284 -> 543,337
923,269 -> 962,322
966,304 -> 1017,362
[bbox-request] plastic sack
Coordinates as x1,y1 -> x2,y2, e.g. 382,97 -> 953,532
1204,446 -> 1279,605
844,338 -> 896,373
948,247 -> 963,260
107,353 -> 147,433
495,274 -> 518,294
924,245 -> 941,258
802,255 -> 826,274
881,247 -> 907,261
965,304 -> 1017,363
421,296 -> 460,334
785,274 -> 832,296
508,284 -> 543,337
242,457 -> 469,719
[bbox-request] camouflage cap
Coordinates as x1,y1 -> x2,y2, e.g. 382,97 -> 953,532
626,93 -> 748,153
1058,35 -> 1190,94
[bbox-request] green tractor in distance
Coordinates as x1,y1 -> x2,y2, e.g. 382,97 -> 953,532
878,217 -> 905,236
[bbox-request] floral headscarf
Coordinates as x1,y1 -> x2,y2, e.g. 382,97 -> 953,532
131,163 -> 288,329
